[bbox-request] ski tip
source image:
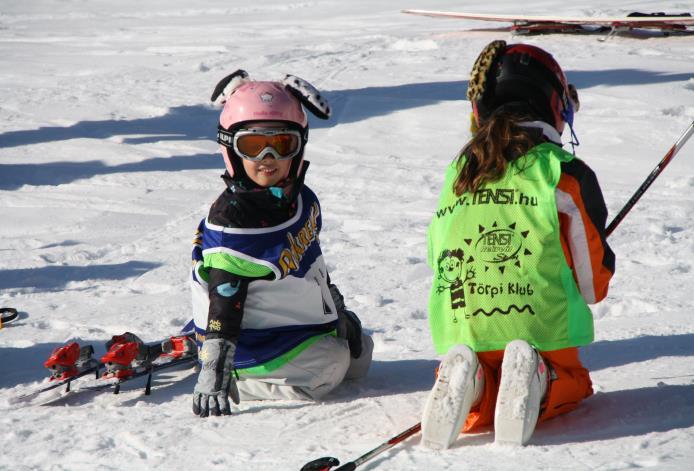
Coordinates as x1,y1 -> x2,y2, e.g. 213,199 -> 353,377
9,387 -> 65,407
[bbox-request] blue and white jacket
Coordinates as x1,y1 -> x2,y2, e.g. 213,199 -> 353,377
190,185 -> 339,374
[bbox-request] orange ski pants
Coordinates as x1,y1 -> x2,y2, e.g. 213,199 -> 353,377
463,347 -> 593,432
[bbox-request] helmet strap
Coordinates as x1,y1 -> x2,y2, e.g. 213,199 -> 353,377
567,121 -> 580,155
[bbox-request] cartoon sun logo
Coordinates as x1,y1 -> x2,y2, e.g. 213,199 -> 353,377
467,221 -> 532,274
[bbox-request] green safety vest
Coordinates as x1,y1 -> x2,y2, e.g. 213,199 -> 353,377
427,143 -> 593,354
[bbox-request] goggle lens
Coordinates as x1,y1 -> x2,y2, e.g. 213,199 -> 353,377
236,132 -> 300,159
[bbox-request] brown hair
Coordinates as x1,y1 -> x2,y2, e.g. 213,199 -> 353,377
453,112 -> 536,195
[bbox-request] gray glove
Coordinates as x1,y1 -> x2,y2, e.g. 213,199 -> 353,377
192,338 -> 240,417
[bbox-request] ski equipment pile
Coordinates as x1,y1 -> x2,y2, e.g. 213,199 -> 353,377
12,332 -> 197,405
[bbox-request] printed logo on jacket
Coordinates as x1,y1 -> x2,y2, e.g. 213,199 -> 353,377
279,201 -> 320,277
436,219 -> 536,324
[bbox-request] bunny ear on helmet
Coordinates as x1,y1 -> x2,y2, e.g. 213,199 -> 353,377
210,69 -> 250,105
282,74 -> 331,120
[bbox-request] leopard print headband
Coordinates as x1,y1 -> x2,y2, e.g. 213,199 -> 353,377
467,40 -> 507,103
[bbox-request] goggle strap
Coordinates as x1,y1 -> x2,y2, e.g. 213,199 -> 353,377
568,122 -> 580,155
217,128 -> 235,147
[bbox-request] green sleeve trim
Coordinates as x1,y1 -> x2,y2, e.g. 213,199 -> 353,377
203,252 -> 273,278
194,261 -> 210,283
236,331 -> 337,376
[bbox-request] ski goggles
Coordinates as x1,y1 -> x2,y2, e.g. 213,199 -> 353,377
217,128 -> 302,161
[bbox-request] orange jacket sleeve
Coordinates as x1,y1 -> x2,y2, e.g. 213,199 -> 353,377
555,159 -> 615,303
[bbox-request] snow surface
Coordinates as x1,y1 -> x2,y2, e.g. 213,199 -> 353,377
1,0 -> 694,469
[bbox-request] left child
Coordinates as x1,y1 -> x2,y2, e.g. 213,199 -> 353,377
189,70 -> 373,417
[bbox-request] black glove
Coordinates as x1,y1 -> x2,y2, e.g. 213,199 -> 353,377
192,338 -> 240,417
330,284 -> 363,359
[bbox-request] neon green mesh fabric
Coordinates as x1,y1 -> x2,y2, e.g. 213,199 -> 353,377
427,143 -> 594,354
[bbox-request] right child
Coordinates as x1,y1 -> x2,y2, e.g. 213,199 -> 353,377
422,41 -> 615,448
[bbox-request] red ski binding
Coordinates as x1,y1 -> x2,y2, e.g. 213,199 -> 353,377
45,343 -> 80,380
101,340 -> 142,379
99,332 -> 196,395
44,342 -> 98,381
161,334 -> 196,359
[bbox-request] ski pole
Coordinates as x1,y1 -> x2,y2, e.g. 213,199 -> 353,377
301,422 -> 421,471
606,120 -> 694,236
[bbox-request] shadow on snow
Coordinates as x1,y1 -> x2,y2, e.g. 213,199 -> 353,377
3,333 -> 693,422
330,358 -> 439,402
0,68 -> 688,149
1,69 -> 689,189
0,154 -> 220,189
582,333 -> 694,372
0,260 -> 161,291
534,383 -> 694,444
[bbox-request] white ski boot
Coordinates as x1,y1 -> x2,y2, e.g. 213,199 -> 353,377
494,339 -> 548,446
421,344 -> 484,450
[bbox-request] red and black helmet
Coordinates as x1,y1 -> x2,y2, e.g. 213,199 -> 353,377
468,41 -> 578,133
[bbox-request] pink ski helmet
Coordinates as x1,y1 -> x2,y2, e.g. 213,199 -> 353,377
212,70 -> 330,187
219,81 -> 308,130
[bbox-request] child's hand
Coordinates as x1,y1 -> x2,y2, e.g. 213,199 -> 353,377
192,338 -> 239,417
